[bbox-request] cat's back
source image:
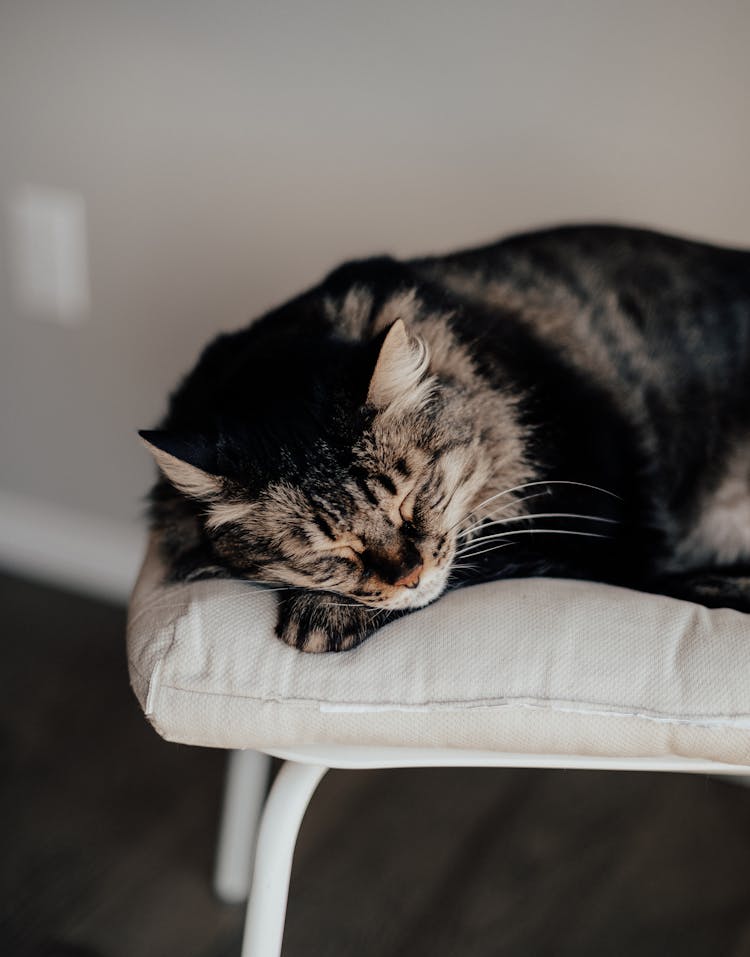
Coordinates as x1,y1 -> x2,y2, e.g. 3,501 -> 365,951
417,223 -> 750,290
414,224 -> 750,411
415,225 -> 750,571
414,224 -> 750,344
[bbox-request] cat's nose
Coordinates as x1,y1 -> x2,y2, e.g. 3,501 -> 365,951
394,562 -> 423,589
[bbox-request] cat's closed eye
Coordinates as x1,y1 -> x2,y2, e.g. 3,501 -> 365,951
399,489 -> 417,523
333,547 -> 360,562
321,537 -> 365,562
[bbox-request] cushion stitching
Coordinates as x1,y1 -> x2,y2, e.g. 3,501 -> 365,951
153,680 -> 750,726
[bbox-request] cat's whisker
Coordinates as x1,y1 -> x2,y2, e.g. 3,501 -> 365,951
456,497 -> 537,540
454,542 -> 514,560
456,490 -> 553,539
447,561 -> 482,583
239,581 -> 293,592
456,527 -> 612,558
448,479 -> 622,535
239,577 -> 289,585
459,511 -> 620,542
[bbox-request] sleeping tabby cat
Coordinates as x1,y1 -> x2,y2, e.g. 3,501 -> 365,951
140,225 -> 750,652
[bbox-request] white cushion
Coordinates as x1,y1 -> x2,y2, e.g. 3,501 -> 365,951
127,540 -> 750,765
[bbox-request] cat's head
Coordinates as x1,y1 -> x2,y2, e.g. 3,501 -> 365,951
141,319 -> 494,611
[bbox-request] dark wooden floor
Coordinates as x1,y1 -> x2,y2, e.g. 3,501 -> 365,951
3,573 -> 750,957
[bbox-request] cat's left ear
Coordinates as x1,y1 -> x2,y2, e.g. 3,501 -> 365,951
138,430 -> 223,500
366,319 -> 430,410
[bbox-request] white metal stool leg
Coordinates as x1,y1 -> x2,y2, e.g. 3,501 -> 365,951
214,749 -> 272,903
241,760 -> 328,957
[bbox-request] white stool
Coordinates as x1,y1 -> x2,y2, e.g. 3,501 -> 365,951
127,540 -> 750,956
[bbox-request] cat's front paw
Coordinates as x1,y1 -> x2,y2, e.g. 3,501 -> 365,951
275,590 -> 383,653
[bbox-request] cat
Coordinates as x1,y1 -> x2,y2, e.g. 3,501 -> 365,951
140,224 -> 750,652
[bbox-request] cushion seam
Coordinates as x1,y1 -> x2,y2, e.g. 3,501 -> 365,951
154,680 -> 750,727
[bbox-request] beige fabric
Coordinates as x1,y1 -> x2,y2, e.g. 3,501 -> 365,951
127,541 -> 750,764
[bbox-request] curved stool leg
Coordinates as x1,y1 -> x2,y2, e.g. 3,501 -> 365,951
241,760 -> 328,957
214,750 -> 272,903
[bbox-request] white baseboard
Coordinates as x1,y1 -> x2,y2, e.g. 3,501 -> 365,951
0,489 -> 146,604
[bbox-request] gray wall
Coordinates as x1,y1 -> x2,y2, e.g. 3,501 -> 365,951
1,1 -> 749,590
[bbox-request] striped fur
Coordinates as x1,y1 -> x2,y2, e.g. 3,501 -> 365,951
142,224 -> 750,651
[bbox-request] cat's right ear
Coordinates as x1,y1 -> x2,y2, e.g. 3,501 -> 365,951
138,430 -> 223,501
366,319 -> 430,410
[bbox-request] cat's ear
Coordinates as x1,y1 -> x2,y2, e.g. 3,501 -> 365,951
138,430 -> 223,500
366,319 -> 430,410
